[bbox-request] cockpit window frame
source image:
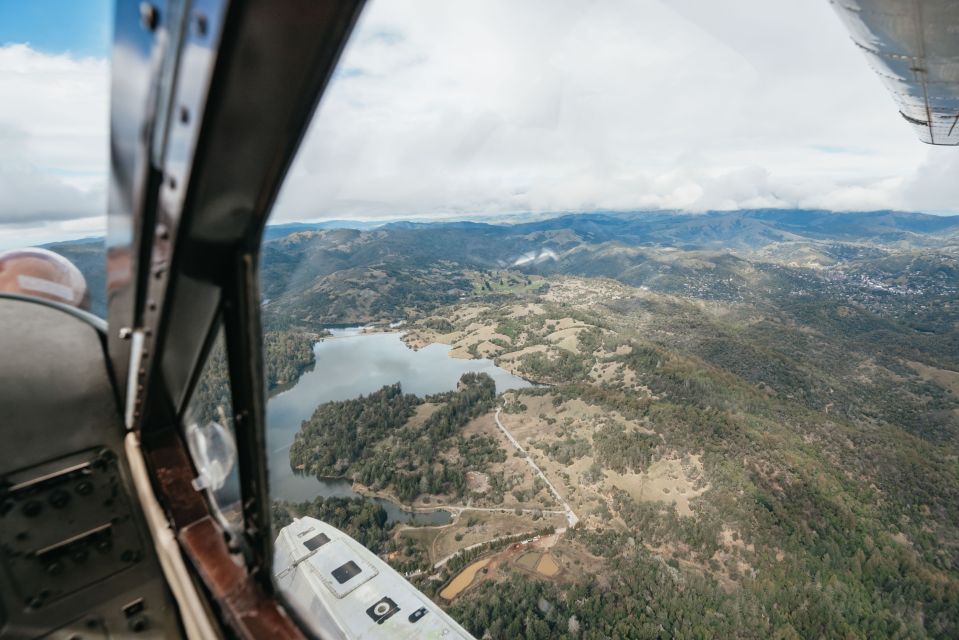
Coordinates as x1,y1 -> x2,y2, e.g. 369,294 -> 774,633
106,0 -> 367,637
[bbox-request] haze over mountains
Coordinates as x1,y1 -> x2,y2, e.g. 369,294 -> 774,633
48,209 -> 959,324
249,208 -> 959,638
253,209 -> 958,329
269,208 -> 959,251
45,208 -> 959,637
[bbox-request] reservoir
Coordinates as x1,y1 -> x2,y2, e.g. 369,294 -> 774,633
266,328 -> 531,524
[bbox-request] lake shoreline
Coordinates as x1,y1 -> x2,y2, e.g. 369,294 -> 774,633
267,326 -> 532,525
351,480 -> 458,515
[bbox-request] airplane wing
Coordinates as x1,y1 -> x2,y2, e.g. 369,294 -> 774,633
830,0 -> 959,145
275,517 -> 473,639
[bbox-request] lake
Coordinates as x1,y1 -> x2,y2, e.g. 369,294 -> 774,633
266,328 -> 531,524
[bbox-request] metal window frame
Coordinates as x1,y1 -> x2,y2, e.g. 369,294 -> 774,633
107,0 -> 366,636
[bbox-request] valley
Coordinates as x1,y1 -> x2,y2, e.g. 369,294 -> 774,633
59,208 -> 959,638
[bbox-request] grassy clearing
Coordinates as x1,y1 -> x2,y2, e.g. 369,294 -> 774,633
908,360 -> 959,395
468,270 -> 547,295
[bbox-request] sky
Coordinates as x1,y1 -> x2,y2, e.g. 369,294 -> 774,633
2,0 -> 959,249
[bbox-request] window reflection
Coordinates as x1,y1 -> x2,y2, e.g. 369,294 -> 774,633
184,326 -> 242,537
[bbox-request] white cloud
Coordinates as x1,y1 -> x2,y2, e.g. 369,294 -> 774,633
1,0 -> 957,249
273,0 -> 950,221
900,146 -> 959,215
0,44 -> 108,239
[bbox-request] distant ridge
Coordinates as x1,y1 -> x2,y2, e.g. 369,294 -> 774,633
39,209 -> 959,249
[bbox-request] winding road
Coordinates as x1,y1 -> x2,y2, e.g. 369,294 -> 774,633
494,408 -> 579,527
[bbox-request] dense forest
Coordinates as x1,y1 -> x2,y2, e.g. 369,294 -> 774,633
289,372 -> 500,503
189,328 -> 315,426
264,330 -> 315,390
398,271 -> 959,638
507,313 -> 957,637
54,210 -> 959,639
272,497 -> 393,554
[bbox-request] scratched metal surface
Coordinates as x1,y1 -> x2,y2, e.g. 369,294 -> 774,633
831,0 -> 959,145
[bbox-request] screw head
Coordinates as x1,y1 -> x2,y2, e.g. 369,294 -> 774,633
49,490 -> 70,508
139,3 -> 159,31
128,614 -> 149,632
194,13 -> 208,36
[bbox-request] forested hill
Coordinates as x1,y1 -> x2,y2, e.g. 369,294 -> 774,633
45,209 -> 959,322
40,209 -> 959,637
289,373 -> 501,503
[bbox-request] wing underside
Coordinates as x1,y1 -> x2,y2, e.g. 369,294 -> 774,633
831,0 -> 959,145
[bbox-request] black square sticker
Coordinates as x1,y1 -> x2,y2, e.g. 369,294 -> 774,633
331,560 -> 361,584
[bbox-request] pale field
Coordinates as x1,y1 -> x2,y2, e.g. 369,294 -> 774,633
403,284 -> 639,373
442,538 -> 602,601
543,455 -> 608,526
401,510 -> 564,564
542,276 -> 635,307
907,360 -> 959,395
589,360 -> 643,389
494,343 -> 548,362
475,340 -> 503,358
503,393 -> 656,439
536,554 -> 560,576
404,309 -> 523,358
406,402 -> 439,428
544,326 -> 587,352
516,552 -> 539,570
604,454 -> 708,517
459,412 -> 551,510
509,302 -> 545,317
495,394 -> 717,523
450,305 -> 490,323
548,317 -> 589,332
396,283 -> 732,582
497,394 -> 698,526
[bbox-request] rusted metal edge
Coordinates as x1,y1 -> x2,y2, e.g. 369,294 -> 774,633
180,517 -> 304,640
145,429 -> 304,639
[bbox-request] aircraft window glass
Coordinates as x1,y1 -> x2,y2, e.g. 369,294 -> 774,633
0,3 -> 111,316
183,325 -> 242,538
258,1 -> 959,638
331,560 -> 362,584
303,532 -> 330,551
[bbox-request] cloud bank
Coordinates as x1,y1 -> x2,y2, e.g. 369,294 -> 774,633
0,44 -> 107,246
272,0 -> 948,221
2,0 -> 957,247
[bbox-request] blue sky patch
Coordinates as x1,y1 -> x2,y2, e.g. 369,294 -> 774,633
0,0 -> 112,58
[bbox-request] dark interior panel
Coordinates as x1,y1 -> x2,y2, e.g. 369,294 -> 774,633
0,295 -> 182,639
